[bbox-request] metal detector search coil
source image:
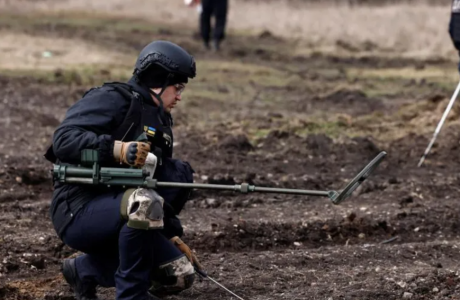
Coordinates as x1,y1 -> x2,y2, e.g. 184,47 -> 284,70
329,151 -> 387,205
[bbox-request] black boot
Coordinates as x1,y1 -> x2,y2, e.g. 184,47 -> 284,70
62,258 -> 100,300
146,292 -> 162,300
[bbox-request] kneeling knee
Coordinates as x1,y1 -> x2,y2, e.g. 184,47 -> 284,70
121,188 -> 164,230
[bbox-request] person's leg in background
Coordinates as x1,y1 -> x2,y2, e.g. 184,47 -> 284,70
213,0 -> 228,51
200,0 -> 213,50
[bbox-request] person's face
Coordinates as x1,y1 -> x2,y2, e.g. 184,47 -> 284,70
151,83 -> 186,113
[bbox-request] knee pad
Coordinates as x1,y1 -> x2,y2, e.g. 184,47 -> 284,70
150,256 -> 195,295
120,188 -> 164,230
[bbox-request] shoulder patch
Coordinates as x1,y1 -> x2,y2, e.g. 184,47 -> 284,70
144,126 -> 157,137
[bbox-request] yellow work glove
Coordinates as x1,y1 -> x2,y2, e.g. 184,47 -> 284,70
113,141 -> 150,167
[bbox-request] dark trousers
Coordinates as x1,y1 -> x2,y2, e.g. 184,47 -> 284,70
450,13 -> 460,51
62,192 -> 182,300
200,0 -> 228,45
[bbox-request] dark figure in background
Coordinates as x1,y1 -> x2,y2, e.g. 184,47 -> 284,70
200,0 -> 228,51
449,0 -> 460,71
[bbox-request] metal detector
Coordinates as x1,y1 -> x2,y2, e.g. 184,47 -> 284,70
53,150 -> 387,205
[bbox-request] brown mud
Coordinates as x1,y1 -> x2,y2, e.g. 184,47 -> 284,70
1,12 -> 460,300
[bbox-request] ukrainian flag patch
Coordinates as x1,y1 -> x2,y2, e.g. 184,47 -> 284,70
144,126 -> 156,137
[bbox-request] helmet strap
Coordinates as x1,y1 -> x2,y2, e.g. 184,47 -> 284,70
148,73 -> 174,122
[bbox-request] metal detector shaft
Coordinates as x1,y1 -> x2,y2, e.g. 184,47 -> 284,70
155,182 -> 332,197
418,79 -> 460,167
54,151 -> 386,205
62,176 -> 332,197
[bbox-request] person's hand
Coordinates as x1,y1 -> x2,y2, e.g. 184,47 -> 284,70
170,236 -> 203,270
113,141 -> 150,167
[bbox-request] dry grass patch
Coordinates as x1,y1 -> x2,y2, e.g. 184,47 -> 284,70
0,31 -> 134,70
348,67 -> 458,81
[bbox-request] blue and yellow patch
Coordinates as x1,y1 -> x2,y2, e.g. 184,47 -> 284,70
143,126 -> 156,137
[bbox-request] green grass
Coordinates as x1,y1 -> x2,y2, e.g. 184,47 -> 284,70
293,120 -> 348,138
347,66 -> 458,97
197,60 -> 294,87
250,129 -> 272,140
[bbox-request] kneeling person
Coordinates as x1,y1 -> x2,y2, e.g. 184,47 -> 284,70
45,40 -> 199,300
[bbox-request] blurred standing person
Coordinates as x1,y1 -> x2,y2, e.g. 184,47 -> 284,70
200,0 -> 228,51
449,0 -> 460,71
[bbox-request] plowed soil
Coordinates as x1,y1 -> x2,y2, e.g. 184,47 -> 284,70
1,7 -> 460,300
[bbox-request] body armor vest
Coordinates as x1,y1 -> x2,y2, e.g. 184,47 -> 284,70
107,82 -> 174,161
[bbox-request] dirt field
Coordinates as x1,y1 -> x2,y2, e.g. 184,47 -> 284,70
0,0 -> 456,58
2,1 -> 460,300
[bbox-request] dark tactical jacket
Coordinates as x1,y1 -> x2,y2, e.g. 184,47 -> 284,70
46,77 -> 193,238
